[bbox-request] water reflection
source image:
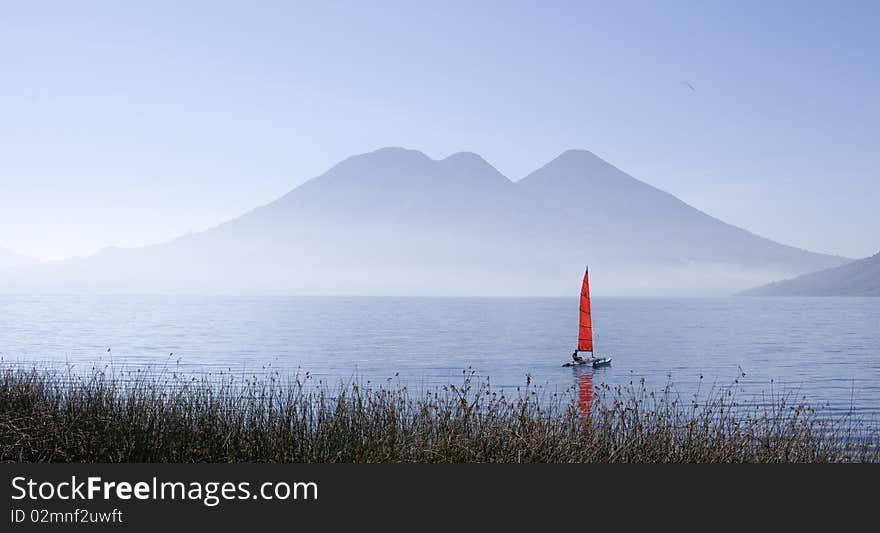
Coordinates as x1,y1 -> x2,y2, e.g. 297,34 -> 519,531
576,370 -> 593,422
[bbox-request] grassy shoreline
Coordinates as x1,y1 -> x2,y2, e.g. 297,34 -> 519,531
1,366 -> 876,463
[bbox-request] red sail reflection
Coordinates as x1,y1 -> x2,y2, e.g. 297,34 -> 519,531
577,372 -> 593,423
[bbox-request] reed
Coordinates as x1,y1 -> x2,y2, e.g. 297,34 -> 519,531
0,366 -> 875,463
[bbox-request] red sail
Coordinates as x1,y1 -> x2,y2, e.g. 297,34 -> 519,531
578,268 -> 593,352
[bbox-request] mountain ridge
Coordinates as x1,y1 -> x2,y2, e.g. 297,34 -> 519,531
741,250 -> 880,296
0,147 -> 850,296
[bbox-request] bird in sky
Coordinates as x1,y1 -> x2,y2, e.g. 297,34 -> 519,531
682,81 -> 696,92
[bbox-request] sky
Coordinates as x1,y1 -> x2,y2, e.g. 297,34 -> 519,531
1,0 -> 878,261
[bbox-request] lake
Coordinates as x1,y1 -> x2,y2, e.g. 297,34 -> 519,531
1,295 -> 878,424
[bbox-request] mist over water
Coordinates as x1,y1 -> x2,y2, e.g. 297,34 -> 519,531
2,295 -> 877,426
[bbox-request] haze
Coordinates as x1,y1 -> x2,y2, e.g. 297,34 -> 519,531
2,1 -> 878,264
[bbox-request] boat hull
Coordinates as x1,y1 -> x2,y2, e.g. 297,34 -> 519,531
563,356 -> 612,367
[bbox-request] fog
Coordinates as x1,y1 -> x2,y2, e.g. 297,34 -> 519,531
0,248 -> 36,270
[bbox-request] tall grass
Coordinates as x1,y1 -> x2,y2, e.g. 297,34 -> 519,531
0,366 -> 875,462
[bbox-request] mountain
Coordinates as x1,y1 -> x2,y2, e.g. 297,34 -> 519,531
741,251 -> 880,296
1,147 -> 850,296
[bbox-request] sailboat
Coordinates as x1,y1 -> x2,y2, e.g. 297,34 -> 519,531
563,267 -> 612,368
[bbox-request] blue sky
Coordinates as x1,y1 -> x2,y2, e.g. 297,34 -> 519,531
2,0 -> 878,260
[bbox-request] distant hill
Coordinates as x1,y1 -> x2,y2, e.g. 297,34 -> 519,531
741,251 -> 880,296
1,147 -> 850,296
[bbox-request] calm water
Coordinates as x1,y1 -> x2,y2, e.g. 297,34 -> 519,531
1,296 -> 878,422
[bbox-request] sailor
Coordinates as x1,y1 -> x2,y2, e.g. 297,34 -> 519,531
572,350 -> 586,364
